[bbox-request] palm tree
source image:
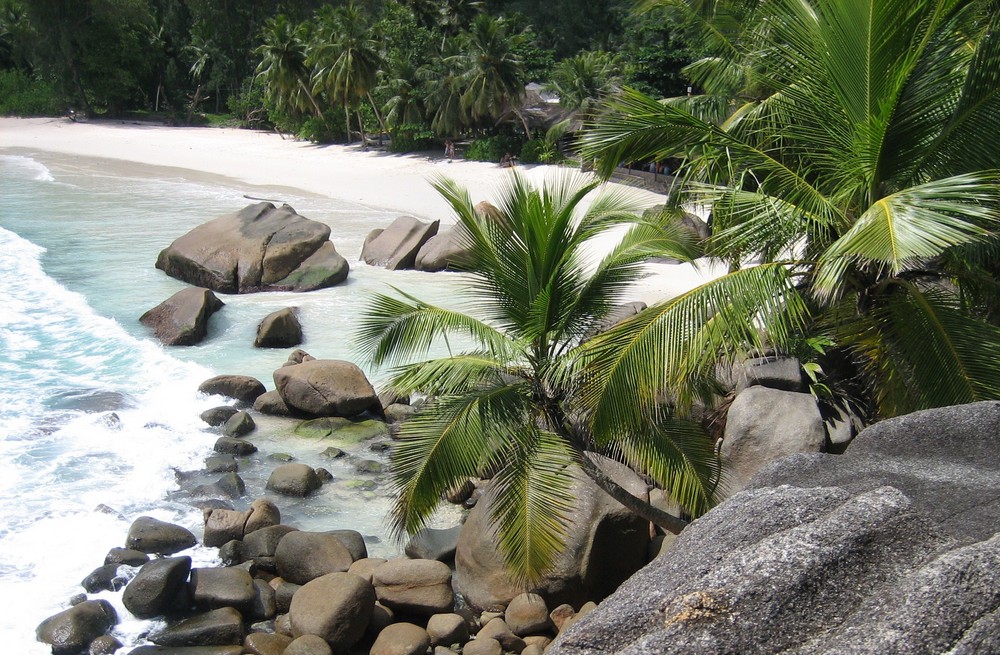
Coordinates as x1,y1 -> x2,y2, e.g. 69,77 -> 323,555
379,56 -> 427,129
254,15 -> 324,120
356,172 -> 721,585
457,14 -> 529,134
547,51 -> 622,116
310,2 -> 385,143
419,39 -> 468,137
579,0 -> 1000,426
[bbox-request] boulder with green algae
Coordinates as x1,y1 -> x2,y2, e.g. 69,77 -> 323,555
294,417 -> 389,444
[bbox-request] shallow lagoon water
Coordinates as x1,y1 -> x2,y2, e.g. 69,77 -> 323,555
0,151 -> 466,652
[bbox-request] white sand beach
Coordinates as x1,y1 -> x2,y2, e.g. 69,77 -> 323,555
0,116 -> 725,304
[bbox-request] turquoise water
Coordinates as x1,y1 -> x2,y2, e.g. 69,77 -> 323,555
0,151 -> 466,652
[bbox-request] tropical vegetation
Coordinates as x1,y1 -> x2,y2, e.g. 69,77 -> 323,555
0,0 -> 695,152
579,0 -> 1000,425
357,172 -> 722,583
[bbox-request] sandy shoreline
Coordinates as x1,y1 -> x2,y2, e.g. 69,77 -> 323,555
0,116 -> 725,304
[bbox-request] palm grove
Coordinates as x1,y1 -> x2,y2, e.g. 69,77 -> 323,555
6,0 -> 1000,586
0,0 -> 692,159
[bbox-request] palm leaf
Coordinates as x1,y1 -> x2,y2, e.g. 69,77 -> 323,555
487,427 -> 576,586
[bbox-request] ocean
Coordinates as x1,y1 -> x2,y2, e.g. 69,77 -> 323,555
0,150 -> 465,652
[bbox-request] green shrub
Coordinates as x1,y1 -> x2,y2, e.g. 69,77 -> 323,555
389,123 -> 435,153
519,138 -> 564,164
227,79 -> 269,129
0,69 -> 60,116
464,134 -> 523,162
298,112 -> 345,144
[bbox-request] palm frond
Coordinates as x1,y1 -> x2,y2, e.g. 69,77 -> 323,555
388,383 -> 531,537
813,171 -> 1000,301
386,352 -> 519,397
355,288 -> 515,368
487,427 -> 576,586
579,262 -> 810,435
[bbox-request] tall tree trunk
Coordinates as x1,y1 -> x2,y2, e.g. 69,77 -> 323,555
186,84 -> 203,125
575,453 -> 689,535
344,101 -> 352,143
298,78 -> 324,119
366,91 -> 388,136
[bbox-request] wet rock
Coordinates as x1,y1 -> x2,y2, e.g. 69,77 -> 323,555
149,607 -> 244,647
198,375 -> 267,405
243,631 -> 292,655
266,463 -> 321,497
122,556 -> 192,619
88,633 -> 123,654
140,287 -> 224,346
283,634 -> 333,655
242,524 -> 298,562
189,567 -> 255,613
222,411 -> 255,438
249,578 -> 277,622
252,390 -> 297,417
213,437 -> 257,456
204,454 -> 238,473
36,599 -> 118,655
254,307 -> 303,348
404,525 -> 462,562
104,547 -> 149,566
201,406 -> 239,427
126,516 -> 197,555
82,563 -> 127,593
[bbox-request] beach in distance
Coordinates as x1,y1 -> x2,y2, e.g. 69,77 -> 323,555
0,116 -> 725,305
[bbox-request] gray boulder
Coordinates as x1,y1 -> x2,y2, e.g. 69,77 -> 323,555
200,406 -> 238,426
372,558 -> 454,615
249,578 -> 277,622
456,454 -> 650,610
275,531 -> 354,584
273,359 -> 381,418
266,462 -> 322,497
254,307 -> 303,348
222,411 -> 255,438
189,567 -> 255,613
288,572 -> 375,650
198,375 -> 266,404
327,528 -> 368,561
244,632 -> 293,655
361,215 -> 440,270
140,287 -> 224,346
241,524 -> 298,561
720,385 -> 825,492
733,355 -> 806,393
36,599 -> 118,655
213,437 -> 257,456
252,390 -> 297,417
404,525 -> 462,562
122,556 -> 192,619
547,402 -> 1000,655
149,607 -> 244,647
155,202 -> 347,293
426,613 -> 469,646
464,637 -> 503,655
414,224 -> 471,272
126,516 -> 197,555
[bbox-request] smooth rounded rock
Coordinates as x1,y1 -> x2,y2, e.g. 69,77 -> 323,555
266,463 -> 322,497
276,531 -> 355,584
126,516 -> 197,555
370,622 -> 431,655
505,592 -> 552,636
372,558 -> 454,615
426,613 -> 469,646
283,634 -> 333,655
288,572 -> 375,651
36,599 -> 118,655
122,556 -> 193,619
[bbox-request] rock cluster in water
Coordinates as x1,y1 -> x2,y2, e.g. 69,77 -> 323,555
156,202 -> 350,294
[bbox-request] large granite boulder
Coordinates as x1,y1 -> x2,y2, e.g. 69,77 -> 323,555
455,454 -> 650,610
547,402 -> 1000,655
140,287 -> 224,346
266,462 -> 322,497
414,224 -> 471,272
288,572 -> 375,650
36,600 -> 118,655
149,607 -> 244,647
155,202 -> 348,293
720,385 -> 825,492
254,307 -> 303,348
273,359 -> 381,418
189,567 -> 255,613
361,215 -> 440,270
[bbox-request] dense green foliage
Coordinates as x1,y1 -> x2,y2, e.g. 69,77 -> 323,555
357,172 -> 721,583
0,0 -> 695,144
0,68 -> 59,115
581,0 -> 1000,422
